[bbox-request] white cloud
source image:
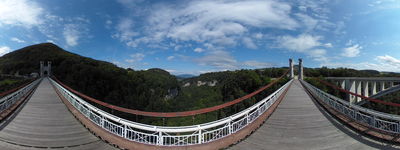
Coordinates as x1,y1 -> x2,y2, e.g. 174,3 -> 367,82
10,37 -> 25,43
126,53 -> 145,63
295,13 -> 318,31
277,34 -> 332,62
0,0 -> 44,27
167,56 -> 175,61
62,20 -> 90,47
39,16 -> 90,47
116,0 -> 144,9
309,49 -> 327,61
195,51 -> 275,70
341,44 -> 361,57
194,48 -> 204,53
322,55 -> 400,72
253,33 -> 263,39
63,24 -> 81,47
116,0 -> 299,48
165,69 -> 177,73
324,43 -> 333,48
345,40 -> 353,46
277,34 -> 321,52
112,18 -> 138,46
46,40 -> 55,43
105,20 -> 112,29
242,37 -> 258,49
243,61 -> 273,68
376,55 -> 400,68
0,46 -> 11,56
195,50 -> 238,70
321,55 -> 400,72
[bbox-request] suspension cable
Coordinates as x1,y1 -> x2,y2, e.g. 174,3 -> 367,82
316,78 -> 400,107
52,70 -> 289,117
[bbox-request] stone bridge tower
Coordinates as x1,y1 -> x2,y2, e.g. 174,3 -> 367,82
289,59 -> 294,79
298,58 -> 303,80
40,61 -> 51,77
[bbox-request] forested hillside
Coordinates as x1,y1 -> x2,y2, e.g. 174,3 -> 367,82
0,43 -> 179,113
0,76 -> 31,95
163,68 -> 289,125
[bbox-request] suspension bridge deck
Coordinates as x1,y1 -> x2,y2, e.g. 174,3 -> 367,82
0,78 -> 115,149
230,80 -> 399,150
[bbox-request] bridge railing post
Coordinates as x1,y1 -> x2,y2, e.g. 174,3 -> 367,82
228,117 -> 232,135
158,129 -> 163,145
372,115 -> 376,129
197,125 -> 202,144
124,124 -> 127,139
101,116 -> 104,128
398,122 -> 400,133
246,112 -> 250,125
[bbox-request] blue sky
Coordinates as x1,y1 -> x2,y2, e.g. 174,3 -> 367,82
0,0 -> 400,75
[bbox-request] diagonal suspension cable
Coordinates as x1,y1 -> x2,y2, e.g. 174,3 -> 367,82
52,70 -> 289,117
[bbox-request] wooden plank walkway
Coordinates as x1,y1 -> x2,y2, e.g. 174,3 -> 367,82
229,80 -> 400,150
0,78 -> 116,149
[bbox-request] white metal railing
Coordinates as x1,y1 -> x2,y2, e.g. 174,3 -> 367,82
50,78 -> 292,146
0,79 -> 41,113
301,80 -> 400,134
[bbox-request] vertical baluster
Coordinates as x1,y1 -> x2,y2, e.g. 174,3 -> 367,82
124,124 -> 127,139
198,125 -> 202,144
228,117 -> 232,135
246,113 -> 249,125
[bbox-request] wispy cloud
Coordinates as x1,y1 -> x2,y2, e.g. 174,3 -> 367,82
63,24 -> 80,47
166,56 -> 175,61
62,19 -> 90,47
341,44 -> 361,57
295,13 -> 318,31
195,50 -> 238,70
376,55 -> 400,68
243,61 -> 274,68
321,55 -> 400,72
0,46 -> 11,56
10,37 -> 25,43
112,17 -> 138,46
242,37 -> 258,49
194,48 -> 204,53
308,49 -> 327,62
194,50 -> 274,70
125,53 -> 145,63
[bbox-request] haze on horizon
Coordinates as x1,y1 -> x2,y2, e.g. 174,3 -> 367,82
0,0 -> 399,75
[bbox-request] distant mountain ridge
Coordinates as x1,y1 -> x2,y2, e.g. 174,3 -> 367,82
176,74 -> 196,79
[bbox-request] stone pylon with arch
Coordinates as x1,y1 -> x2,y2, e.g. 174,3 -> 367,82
289,58 -> 303,80
40,61 -> 51,77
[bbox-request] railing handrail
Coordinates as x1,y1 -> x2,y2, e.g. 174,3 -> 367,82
0,78 -> 37,98
317,78 -> 400,107
50,77 -> 292,146
51,77 -> 292,131
0,78 -> 41,114
51,70 -> 288,117
302,80 -> 400,134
